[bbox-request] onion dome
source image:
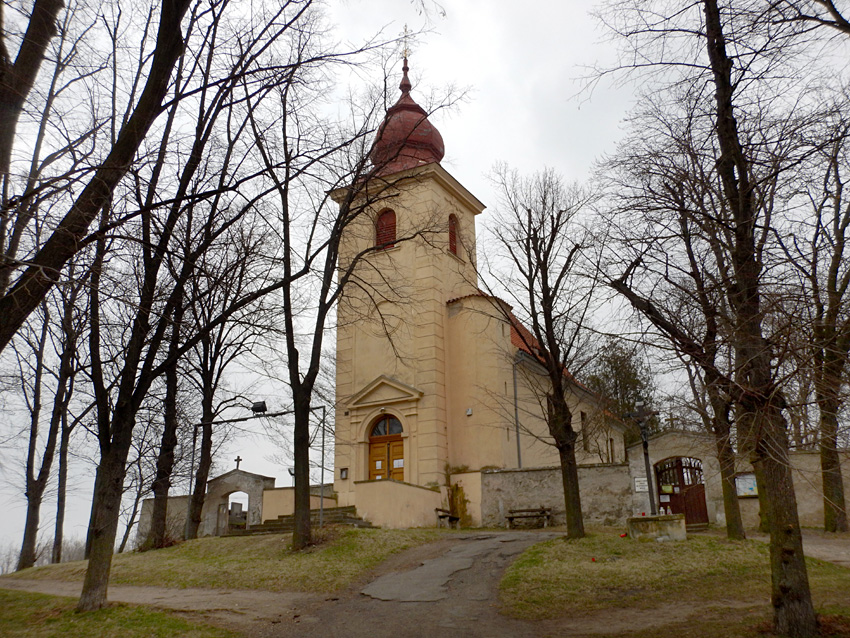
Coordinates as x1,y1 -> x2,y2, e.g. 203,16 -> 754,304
370,58 -> 445,175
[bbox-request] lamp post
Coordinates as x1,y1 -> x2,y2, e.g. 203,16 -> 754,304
184,402 -> 293,540
184,401 -> 330,537
624,401 -> 659,516
318,405 -> 326,528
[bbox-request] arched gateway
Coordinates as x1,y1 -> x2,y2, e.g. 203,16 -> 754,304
654,456 -> 709,529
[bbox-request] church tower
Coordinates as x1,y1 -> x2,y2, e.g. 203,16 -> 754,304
333,59 -> 485,507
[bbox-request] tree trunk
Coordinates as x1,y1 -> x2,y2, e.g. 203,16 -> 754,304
291,392 -> 312,550
17,489 -> 44,570
550,397 -> 584,539
187,375 -> 214,540
187,420 -> 212,540
713,424 -> 745,541
749,409 -> 816,637
557,444 -> 584,539
147,310 -> 183,548
815,350 -> 848,532
707,390 -> 745,540
77,414 -> 135,611
819,395 -> 848,532
51,419 -> 70,564
18,302 -> 64,571
84,468 -> 102,560
701,0 -> 817,632
17,311 -> 48,572
118,493 -> 141,554
736,375 -> 815,637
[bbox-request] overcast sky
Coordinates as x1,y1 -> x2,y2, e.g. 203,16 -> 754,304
0,0 -> 633,551
329,0 -> 632,202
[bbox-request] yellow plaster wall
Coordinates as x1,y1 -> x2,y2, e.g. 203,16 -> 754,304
445,297 -> 518,471
353,479 -> 443,528
450,471 -> 483,526
334,165 -> 484,502
444,295 -> 628,473
261,488 -> 329,521
332,163 -> 625,521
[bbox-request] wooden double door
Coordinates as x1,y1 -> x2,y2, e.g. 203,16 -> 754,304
368,415 -> 404,481
369,435 -> 404,481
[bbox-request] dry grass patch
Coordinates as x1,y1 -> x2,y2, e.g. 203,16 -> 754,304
0,589 -> 235,638
7,527 -> 448,593
500,531 -> 850,625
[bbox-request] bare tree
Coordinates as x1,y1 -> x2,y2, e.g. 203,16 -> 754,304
14,269 -> 87,570
597,1 -> 820,633
183,222 -> 270,540
242,43 -> 465,549
77,0 -> 334,610
598,87 -> 751,540
583,336 -> 654,442
780,97 -> 850,532
482,166 -> 599,539
0,0 -> 192,353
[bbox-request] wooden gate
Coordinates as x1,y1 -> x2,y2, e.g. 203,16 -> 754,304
655,457 -> 709,529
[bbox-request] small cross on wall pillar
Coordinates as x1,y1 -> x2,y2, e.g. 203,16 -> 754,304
235,455 -> 242,470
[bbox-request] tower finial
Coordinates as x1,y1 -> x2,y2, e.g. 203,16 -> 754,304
399,24 -> 412,94
402,24 -> 411,60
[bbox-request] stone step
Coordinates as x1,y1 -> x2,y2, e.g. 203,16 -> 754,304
223,506 -> 375,537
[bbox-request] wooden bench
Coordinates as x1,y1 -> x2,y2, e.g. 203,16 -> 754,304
435,508 -> 460,529
506,507 -> 552,529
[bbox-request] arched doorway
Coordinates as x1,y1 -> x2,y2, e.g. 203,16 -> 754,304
226,491 -> 249,532
369,415 -> 404,481
655,457 -> 709,529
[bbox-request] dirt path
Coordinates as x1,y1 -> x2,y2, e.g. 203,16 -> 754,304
0,577 -> 316,626
1,529 -> 848,637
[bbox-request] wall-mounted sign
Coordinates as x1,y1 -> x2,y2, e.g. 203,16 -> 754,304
736,473 -> 758,497
659,494 -> 671,503
634,477 -> 649,493
393,459 -> 404,469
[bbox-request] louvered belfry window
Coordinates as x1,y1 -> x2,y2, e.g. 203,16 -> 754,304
376,209 -> 396,249
448,214 -> 458,255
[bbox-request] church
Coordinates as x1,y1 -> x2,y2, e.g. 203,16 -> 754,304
329,59 -> 632,528
139,60 -> 847,542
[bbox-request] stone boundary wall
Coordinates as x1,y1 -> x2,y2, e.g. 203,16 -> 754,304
738,449 -> 850,528
135,495 -> 189,548
479,463 -> 632,528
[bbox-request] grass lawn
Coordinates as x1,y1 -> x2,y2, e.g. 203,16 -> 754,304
0,589 -> 236,638
5,527 -> 448,593
500,530 -> 850,637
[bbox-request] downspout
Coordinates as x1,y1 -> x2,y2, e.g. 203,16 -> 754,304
513,353 -> 522,469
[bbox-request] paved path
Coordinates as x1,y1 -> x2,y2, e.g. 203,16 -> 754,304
733,530 -> 850,569
279,531 -> 563,638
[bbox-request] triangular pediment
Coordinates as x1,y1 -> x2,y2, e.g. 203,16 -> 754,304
346,375 -> 424,408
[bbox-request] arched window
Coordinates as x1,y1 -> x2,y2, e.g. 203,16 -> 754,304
448,214 -> 459,255
375,209 -> 396,249
370,415 -> 403,437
